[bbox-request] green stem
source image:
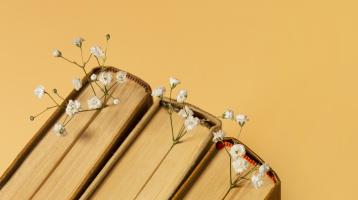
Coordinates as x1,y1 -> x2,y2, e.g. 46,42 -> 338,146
221,186 -> 232,200
233,165 -> 258,185
103,39 -> 109,65
84,54 -> 92,65
169,113 -> 175,141
133,143 -> 176,199
80,46 -> 84,65
54,91 -> 65,101
81,67 -> 97,96
60,56 -> 82,68
168,88 -> 175,141
45,92 -> 59,106
64,116 -> 73,126
238,126 -> 243,138
32,105 -> 58,118
174,123 -> 185,141
224,146 -> 233,185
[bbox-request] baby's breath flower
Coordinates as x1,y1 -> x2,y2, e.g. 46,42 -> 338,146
52,49 -> 62,57
251,174 -> 264,189
232,156 -> 248,174
90,46 -> 105,58
73,37 -> 85,47
66,100 -> 81,117
53,123 -> 66,136
258,163 -> 270,175
184,116 -> 200,131
178,105 -> 194,119
88,96 -> 102,109
113,98 -> 120,105
223,110 -> 234,120
229,144 -> 246,159
99,72 -> 112,86
176,89 -> 187,103
151,86 -> 166,98
236,114 -> 249,127
116,71 -> 127,83
169,77 -> 180,88
34,85 -> 45,99
90,74 -> 97,81
212,130 -> 225,143
72,78 -> 82,91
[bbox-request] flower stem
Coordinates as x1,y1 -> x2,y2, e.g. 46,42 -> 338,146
64,116 -> 74,126
233,165 -> 258,185
45,92 -> 60,106
168,88 -> 176,141
103,39 -> 109,65
81,67 -> 97,96
174,123 -> 186,141
224,146 -> 233,185
32,105 -> 58,119
133,143 -> 176,199
80,46 -> 84,65
169,113 -> 175,141
238,126 -> 243,138
54,91 -> 65,101
60,56 -> 82,68
84,54 -> 92,65
221,186 -> 233,200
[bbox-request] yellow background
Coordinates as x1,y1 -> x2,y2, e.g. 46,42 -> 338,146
0,0 -> 357,199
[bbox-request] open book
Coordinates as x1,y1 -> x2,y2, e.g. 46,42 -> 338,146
0,67 -> 280,200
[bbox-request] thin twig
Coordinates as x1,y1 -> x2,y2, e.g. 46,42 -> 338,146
45,92 -> 60,106
32,105 -> 58,118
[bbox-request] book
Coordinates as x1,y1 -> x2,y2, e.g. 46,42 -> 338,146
0,67 -> 280,200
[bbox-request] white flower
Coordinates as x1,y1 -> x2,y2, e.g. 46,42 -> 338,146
232,157 -> 248,174
259,163 -> 270,175
223,110 -> 234,120
184,116 -> 200,131
229,144 -> 246,159
53,123 -> 66,136
116,71 -> 127,83
169,77 -> 180,88
176,89 -> 188,103
87,96 -> 102,109
52,49 -> 62,57
90,46 -> 105,58
73,37 -> 84,47
66,100 -> 81,117
212,130 -> 225,143
113,99 -> 120,105
90,74 -> 97,81
236,114 -> 249,126
251,174 -> 264,189
34,85 -> 45,99
151,86 -> 166,98
99,72 -> 112,86
72,78 -> 82,91
178,106 -> 194,119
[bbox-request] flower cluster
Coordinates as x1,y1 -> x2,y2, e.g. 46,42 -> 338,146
212,129 -> 270,198
31,34 -> 127,136
152,77 -> 200,145
221,109 -> 249,137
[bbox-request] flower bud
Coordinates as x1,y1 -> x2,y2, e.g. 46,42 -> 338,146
52,49 -> 62,57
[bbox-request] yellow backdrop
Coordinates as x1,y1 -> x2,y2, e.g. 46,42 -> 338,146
0,0 -> 357,199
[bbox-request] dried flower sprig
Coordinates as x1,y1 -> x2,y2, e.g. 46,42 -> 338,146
152,77 -> 200,147
31,34 -> 128,136
133,77 -> 201,198
212,112 -> 270,199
